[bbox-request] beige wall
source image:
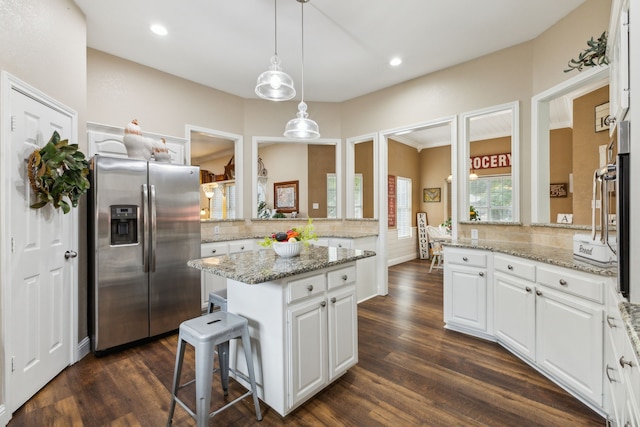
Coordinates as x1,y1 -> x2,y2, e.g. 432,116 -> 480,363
307,145 -> 336,218
388,139 -> 421,227
550,128 -> 574,220
355,141 -> 374,218
572,86 -> 611,224
419,145 -> 451,226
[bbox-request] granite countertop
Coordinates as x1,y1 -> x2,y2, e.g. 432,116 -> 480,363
202,232 -> 378,244
189,246 -> 376,284
444,239 -> 617,277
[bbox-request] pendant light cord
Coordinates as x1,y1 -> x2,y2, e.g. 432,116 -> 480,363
273,0 -> 278,56
300,0 -> 305,102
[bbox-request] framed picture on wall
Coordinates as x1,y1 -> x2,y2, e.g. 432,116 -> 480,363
274,180 -> 298,213
423,187 -> 441,203
550,183 -> 568,198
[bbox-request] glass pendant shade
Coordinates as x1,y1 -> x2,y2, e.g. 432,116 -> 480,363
284,102 -> 320,139
255,55 -> 295,101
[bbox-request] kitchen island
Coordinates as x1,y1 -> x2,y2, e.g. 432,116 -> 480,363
188,245 -> 376,416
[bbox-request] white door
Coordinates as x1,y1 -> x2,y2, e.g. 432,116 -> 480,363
7,85 -> 75,411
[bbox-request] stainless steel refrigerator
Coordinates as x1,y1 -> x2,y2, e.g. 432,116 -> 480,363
89,155 -> 201,353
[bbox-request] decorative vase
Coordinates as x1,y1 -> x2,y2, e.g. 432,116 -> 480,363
123,119 -> 152,160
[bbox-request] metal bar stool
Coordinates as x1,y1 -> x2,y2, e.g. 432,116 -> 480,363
166,311 -> 262,426
208,289 -> 227,313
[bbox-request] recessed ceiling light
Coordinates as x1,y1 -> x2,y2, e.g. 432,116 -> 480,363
389,57 -> 402,67
150,24 -> 168,36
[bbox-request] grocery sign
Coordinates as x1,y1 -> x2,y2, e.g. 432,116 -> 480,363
470,152 -> 511,170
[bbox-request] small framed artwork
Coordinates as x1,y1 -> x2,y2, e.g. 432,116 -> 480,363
595,102 -> 610,132
274,180 -> 298,213
423,187 -> 441,203
550,183 -> 568,198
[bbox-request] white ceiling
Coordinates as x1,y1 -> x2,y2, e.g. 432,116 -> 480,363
74,0 -> 586,103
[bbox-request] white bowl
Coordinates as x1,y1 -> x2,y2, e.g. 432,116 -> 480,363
272,241 -> 302,258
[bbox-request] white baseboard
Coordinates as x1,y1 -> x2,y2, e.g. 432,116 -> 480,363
76,336 -> 91,362
387,253 -> 416,267
0,403 -> 9,427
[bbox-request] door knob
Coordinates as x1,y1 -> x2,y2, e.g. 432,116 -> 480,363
65,250 -> 78,259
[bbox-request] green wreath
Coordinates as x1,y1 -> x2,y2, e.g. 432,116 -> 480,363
27,130 -> 90,214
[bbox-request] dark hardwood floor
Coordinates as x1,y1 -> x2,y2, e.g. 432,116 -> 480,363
9,259 -> 604,426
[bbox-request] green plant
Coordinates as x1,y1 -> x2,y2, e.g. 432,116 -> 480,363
272,212 -> 286,219
27,131 -> 90,214
564,31 -> 609,73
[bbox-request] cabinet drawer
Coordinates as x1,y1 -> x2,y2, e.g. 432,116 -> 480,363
445,248 -> 487,268
537,266 -> 604,303
288,274 -> 326,304
228,240 -> 254,254
327,265 -> 356,290
201,242 -> 227,257
494,254 -> 535,282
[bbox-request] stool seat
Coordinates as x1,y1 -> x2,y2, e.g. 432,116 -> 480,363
166,311 -> 262,426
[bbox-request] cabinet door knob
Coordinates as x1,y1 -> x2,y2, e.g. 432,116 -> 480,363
240,245 -> 245,250
342,274 -> 348,281
338,243 -> 343,248
320,301 -> 327,307
331,297 -> 337,304
536,290 -> 543,296
606,315 -> 617,328
211,249 -> 217,254
462,257 -> 468,261
606,365 -> 616,383
307,285 -> 314,292
525,287 -> 532,293
559,279 -> 567,286
507,265 -> 513,270
478,272 -> 484,277
620,356 -> 634,368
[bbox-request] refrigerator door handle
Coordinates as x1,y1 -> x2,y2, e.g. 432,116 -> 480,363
142,184 -> 149,273
150,184 -> 157,272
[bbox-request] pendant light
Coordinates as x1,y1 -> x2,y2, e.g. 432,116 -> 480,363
255,0 -> 296,101
284,0 -> 320,139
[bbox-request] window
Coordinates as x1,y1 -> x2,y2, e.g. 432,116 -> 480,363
468,175 -> 512,221
353,173 -> 363,219
396,177 -> 412,238
211,183 -> 236,219
327,173 -> 337,218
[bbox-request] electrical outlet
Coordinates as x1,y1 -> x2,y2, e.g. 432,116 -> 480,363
313,203 -> 319,209
214,226 -> 220,234
471,229 -> 478,240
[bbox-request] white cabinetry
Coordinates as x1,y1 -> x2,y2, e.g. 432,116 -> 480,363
313,236 -> 378,302
199,239 -> 257,308
604,285 -> 640,426
227,263 -> 358,416
445,247 -> 611,414
608,0 -> 630,133
535,281 -> 603,407
443,247 -> 492,338
493,254 -> 536,361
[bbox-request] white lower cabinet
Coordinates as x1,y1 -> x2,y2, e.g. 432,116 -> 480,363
604,285 -> 640,427
443,247 -> 491,338
535,285 -> 603,406
227,263 -> 358,416
493,271 -> 536,361
446,248 -> 614,416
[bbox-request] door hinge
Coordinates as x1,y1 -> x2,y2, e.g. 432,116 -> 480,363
11,356 -> 15,372
11,237 -> 15,253
10,116 -> 16,132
